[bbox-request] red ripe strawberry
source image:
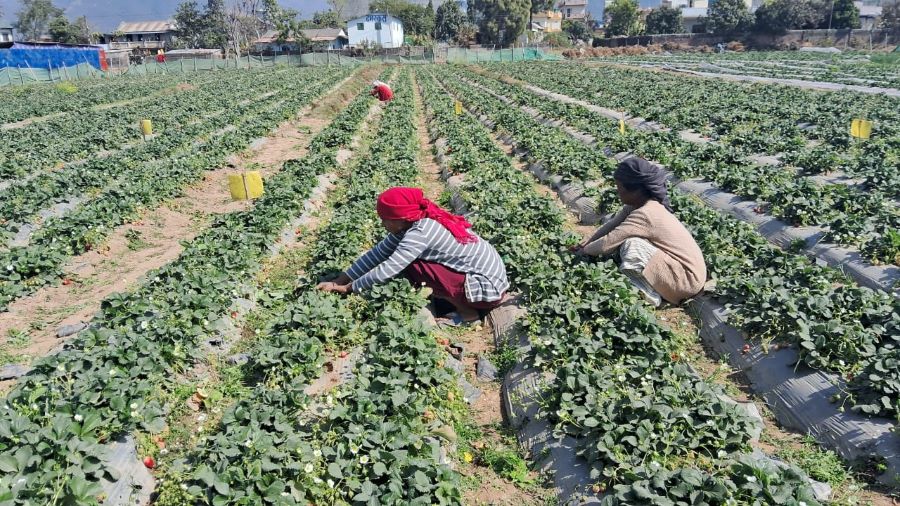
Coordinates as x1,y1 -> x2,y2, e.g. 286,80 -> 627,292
742,344 -> 751,354
339,351 -> 348,358
231,311 -> 238,318
62,278 -> 73,286
143,456 -> 156,469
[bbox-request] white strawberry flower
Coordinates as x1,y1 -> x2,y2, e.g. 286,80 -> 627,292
746,476 -> 757,483
359,455 -> 369,465
326,479 -> 335,488
304,463 -> 314,473
313,449 -> 322,458
74,414 -> 83,422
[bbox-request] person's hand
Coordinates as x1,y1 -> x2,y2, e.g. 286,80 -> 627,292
317,282 -> 352,295
569,239 -> 589,253
316,281 -> 335,292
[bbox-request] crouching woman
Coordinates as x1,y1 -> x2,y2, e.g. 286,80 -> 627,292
572,157 -> 706,306
317,187 -> 510,323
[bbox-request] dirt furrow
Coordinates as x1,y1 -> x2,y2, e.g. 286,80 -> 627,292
0,67 -> 378,387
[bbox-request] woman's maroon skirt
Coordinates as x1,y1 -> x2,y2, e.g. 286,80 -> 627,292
402,260 -> 503,310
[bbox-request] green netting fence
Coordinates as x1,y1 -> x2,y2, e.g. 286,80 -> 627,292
1,49 -> 558,87
0,62 -> 104,86
445,47 -> 561,63
0,55 -> 302,87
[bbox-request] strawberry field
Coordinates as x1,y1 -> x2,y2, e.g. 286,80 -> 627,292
0,59 -> 897,505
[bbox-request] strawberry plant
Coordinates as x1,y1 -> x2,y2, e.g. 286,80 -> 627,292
445,65 -> 900,422
0,67 -> 365,504
418,66 -> 821,500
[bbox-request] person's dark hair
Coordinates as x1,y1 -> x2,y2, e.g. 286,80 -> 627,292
613,157 -> 673,212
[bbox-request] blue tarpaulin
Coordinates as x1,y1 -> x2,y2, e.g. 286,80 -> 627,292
0,43 -> 103,70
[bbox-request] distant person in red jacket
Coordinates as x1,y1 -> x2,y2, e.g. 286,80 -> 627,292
371,80 -> 393,102
156,51 -> 166,63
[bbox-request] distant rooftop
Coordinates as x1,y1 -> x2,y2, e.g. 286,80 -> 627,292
115,20 -> 177,34
254,28 -> 348,44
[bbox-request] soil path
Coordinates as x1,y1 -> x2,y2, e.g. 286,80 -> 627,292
0,67 -> 377,383
412,71 -> 554,506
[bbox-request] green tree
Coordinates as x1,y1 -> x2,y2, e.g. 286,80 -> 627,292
754,0 -> 792,33
174,1 -> 205,48
369,0 -> 434,37
203,0 -> 228,50
754,0 -> 825,33
562,19 -> 592,42
707,0 -> 753,34
881,0 -> 900,39
543,30 -> 572,47
299,10 -> 341,28
435,0 -> 468,42
471,0 -> 530,46
645,5 -> 683,34
828,0 -> 860,29
530,0 -> 554,13
14,0 -> 64,41
47,14 -> 91,43
605,0 -> 640,36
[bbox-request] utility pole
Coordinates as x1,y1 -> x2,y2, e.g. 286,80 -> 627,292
828,0 -> 835,30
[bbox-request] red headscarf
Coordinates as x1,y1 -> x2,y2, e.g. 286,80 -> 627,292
376,187 -> 476,244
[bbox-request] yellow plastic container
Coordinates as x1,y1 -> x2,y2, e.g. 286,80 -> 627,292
228,171 -> 264,200
140,119 -> 153,136
851,119 -> 872,139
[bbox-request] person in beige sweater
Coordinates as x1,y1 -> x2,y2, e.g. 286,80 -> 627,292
572,157 -> 707,306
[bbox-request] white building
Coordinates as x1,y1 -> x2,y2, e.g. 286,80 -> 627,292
0,20 -> 13,43
347,13 -> 404,49
111,20 -> 177,51
558,0 -> 589,20
681,7 -> 708,32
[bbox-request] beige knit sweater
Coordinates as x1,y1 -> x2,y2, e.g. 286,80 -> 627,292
583,200 -> 707,304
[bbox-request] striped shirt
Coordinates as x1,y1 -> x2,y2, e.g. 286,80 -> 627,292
346,218 -> 509,302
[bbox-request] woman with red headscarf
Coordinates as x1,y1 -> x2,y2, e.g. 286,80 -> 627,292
317,187 -> 509,324
371,80 -> 393,102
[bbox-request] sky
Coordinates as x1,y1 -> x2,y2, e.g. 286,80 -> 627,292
0,0 -> 334,32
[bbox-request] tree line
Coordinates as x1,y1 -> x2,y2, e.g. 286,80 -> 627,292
1,0 -> 595,50
606,0 -> 900,37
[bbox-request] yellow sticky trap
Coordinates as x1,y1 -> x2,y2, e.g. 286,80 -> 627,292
140,119 -> 153,137
850,119 -> 872,139
454,100 -> 463,116
228,171 -> 264,200
619,118 -> 626,135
